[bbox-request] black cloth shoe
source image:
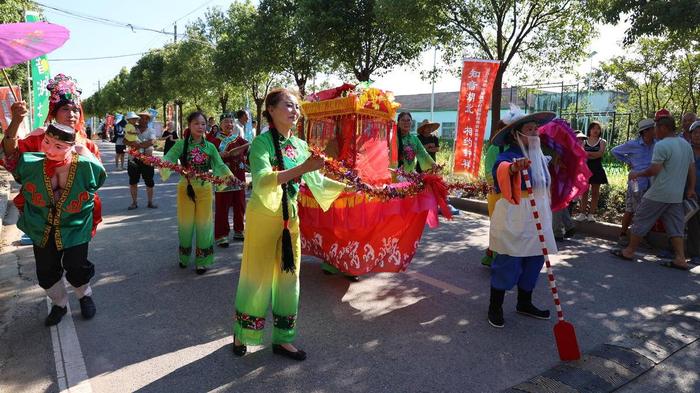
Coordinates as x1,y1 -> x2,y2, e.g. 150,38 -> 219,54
196,267 -> 207,275
564,228 -> 576,238
79,296 -> 96,319
488,287 -> 505,328
272,344 -> 307,361
179,262 -> 187,269
45,305 -> 68,326
232,336 -> 247,357
516,288 -> 550,320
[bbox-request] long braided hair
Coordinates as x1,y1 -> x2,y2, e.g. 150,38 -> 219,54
264,89 -> 297,273
180,111 -> 206,202
396,111 -> 412,168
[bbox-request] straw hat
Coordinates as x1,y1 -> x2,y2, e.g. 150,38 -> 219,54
125,111 -> 140,120
137,111 -> 152,119
490,104 -> 556,146
417,119 -> 440,134
637,119 -> 655,134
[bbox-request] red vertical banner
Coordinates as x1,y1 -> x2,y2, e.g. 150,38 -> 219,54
453,60 -> 500,176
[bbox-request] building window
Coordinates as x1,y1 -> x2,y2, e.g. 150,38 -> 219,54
441,122 -> 455,139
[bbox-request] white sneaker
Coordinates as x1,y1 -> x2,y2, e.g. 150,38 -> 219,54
573,214 -> 587,221
586,214 -> 596,222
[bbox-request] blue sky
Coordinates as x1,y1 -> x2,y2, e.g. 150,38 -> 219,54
38,0 -> 627,99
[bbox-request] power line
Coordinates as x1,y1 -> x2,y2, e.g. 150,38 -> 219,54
37,2 -> 177,36
172,0 -> 217,24
38,1 -> 215,49
50,52 -> 146,62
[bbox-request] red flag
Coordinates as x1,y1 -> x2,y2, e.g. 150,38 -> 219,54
453,60 -> 500,176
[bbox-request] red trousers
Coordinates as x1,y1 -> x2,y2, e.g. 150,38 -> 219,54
214,190 -> 246,238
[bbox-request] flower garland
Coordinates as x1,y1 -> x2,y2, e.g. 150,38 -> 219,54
128,149 -> 245,188
308,147 -> 488,200
129,147 -> 487,200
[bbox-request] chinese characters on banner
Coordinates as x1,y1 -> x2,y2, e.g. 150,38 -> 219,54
453,60 -> 500,176
26,12 -> 51,129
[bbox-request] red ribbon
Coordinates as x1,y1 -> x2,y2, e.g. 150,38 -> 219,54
423,173 -> 452,219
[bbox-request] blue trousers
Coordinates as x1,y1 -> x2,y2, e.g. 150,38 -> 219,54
491,254 -> 544,291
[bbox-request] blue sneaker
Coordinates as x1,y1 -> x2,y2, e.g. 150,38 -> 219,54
19,233 -> 33,245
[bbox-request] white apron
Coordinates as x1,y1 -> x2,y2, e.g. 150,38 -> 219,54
489,190 -> 557,257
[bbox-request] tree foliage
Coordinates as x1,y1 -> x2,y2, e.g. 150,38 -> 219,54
300,0 -> 440,82
592,0 -> 700,46
214,1 -> 277,133
257,0 -> 327,97
437,0 -> 596,132
592,37 -> 699,121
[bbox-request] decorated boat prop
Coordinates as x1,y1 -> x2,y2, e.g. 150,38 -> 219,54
299,84 -> 451,276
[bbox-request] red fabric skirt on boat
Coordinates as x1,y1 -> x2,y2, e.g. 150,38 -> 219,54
298,184 -> 439,276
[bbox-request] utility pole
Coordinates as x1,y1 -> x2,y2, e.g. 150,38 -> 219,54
174,23 -> 177,43
430,47 -> 437,122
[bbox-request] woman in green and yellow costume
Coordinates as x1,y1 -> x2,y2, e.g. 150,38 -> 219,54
396,111 -> 437,173
232,88 -> 347,361
161,111 -> 233,275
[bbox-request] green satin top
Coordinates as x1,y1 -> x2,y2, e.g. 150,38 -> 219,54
248,131 -> 345,218
161,136 -> 233,191
15,152 -> 106,250
398,133 -> 435,173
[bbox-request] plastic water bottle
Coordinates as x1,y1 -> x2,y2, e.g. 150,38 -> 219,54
629,179 -> 639,193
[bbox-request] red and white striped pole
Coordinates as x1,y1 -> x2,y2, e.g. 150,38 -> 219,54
521,166 -> 581,360
521,169 -> 563,321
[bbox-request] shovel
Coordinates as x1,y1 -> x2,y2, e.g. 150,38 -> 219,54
521,167 -> 581,361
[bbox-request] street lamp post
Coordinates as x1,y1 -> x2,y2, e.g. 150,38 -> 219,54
587,51 -> 597,112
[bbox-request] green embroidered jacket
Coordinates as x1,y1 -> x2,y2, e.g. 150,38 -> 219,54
14,152 -> 107,250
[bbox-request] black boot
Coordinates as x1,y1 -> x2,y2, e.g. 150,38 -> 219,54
79,296 -> 96,319
488,287 -> 505,328
45,305 -> 68,326
516,288 -> 550,320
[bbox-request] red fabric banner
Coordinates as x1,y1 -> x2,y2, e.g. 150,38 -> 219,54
453,60 -> 500,176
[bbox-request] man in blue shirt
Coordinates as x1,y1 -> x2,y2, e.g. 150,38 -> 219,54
611,119 -> 656,244
613,110 -> 696,270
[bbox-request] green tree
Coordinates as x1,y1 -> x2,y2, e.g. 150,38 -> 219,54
258,0 -> 327,98
162,39 -> 215,112
214,1 -> 277,134
98,67 -> 130,114
592,0 -> 700,45
300,0 -> 440,82
437,0 -> 596,132
126,49 -> 167,112
190,9 -> 245,114
594,38 -> 698,121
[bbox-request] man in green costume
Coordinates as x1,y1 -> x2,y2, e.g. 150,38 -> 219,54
10,124 -> 106,326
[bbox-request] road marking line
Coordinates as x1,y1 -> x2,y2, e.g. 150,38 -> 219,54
47,284 -> 93,393
405,271 -> 469,295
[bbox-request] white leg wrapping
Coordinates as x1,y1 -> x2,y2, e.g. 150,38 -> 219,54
46,280 -> 68,307
73,283 -> 93,298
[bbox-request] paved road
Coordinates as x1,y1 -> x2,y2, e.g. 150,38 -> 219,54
0,141 -> 698,393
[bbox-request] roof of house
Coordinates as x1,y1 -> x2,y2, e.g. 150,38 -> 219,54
395,88 -> 522,112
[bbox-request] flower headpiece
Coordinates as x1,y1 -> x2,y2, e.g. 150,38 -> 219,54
47,73 -> 82,105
